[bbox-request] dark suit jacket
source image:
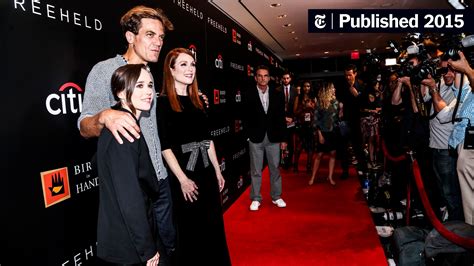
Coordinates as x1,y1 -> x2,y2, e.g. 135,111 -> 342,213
96,109 -> 162,264
337,80 -> 366,124
242,86 -> 287,143
276,84 -> 297,119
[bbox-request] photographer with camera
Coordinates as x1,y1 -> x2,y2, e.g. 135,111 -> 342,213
391,52 -> 441,219
420,56 -> 467,222
449,51 -> 474,86
391,55 -> 421,116
423,50 -> 474,225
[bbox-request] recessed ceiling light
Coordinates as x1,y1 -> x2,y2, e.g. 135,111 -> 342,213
277,14 -> 287,19
283,23 -> 292,27
385,46 -> 392,49
293,37 -> 298,40
324,51 -> 329,54
295,53 -> 301,56
361,40 -> 365,44
354,49 -> 359,51
270,3 -> 282,8
289,31 -> 296,34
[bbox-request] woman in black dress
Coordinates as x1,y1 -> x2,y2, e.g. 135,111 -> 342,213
293,81 -> 316,173
157,48 -> 231,266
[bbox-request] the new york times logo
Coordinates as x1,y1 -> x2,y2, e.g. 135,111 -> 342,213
40,167 -> 71,208
308,9 -> 473,33
314,14 -> 326,29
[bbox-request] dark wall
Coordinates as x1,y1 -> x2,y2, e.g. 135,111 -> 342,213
2,0 -> 284,264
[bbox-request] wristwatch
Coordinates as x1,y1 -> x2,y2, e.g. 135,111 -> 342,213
429,87 -> 439,94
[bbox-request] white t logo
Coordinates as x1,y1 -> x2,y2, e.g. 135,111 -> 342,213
314,14 -> 326,29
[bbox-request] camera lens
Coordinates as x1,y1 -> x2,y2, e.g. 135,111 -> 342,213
446,48 -> 460,60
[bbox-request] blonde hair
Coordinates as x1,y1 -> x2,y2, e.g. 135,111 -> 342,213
317,82 -> 335,110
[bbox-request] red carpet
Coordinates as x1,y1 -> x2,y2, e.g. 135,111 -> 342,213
224,155 -> 387,266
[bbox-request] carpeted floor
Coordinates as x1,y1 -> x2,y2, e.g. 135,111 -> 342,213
224,155 -> 388,266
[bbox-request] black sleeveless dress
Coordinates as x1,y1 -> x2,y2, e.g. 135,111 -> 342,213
157,95 -> 231,266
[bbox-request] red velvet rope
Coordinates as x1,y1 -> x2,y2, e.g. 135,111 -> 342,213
381,140 -> 407,162
412,160 -> 474,249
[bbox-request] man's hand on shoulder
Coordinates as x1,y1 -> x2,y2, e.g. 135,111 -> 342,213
99,109 -> 140,144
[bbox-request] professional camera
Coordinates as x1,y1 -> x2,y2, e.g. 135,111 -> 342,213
361,49 -> 384,83
410,59 -> 439,84
437,33 -> 474,64
365,50 -> 382,66
392,33 -> 445,84
396,60 -> 414,77
438,33 -> 465,61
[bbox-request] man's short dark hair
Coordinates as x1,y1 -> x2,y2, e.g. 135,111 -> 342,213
120,5 -> 174,35
256,65 -> 270,73
345,64 -> 357,73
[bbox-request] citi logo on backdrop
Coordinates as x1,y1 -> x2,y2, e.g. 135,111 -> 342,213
235,90 -> 241,103
45,82 -> 83,116
215,54 -> 224,69
40,167 -> 71,208
188,44 -> 198,62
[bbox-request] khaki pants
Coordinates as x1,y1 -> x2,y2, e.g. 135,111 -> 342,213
457,142 -> 474,225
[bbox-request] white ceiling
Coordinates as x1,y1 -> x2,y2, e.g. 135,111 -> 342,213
209,0 -> 454,60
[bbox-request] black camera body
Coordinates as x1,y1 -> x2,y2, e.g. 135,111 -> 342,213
438,34 -> 465,61
396,60 -> 413,77
410,59 -> 439,84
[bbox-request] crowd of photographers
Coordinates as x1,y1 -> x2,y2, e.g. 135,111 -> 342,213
360,33 -> 474,226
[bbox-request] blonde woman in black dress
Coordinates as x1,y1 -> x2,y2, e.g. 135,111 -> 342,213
309,82 -> 341,186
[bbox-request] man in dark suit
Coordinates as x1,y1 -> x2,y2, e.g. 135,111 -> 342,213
243,65 -> 288,211
276,71 -> 297,170
336,64 -> 367,179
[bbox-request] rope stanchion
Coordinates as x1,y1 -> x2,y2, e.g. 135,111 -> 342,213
412,160 -> 474,249
381,140 -> 407,162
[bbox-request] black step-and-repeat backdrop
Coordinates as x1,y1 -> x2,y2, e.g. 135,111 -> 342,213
3,0 -> 284,264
